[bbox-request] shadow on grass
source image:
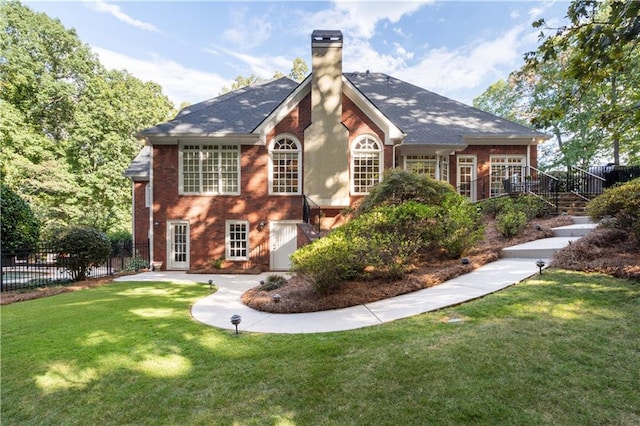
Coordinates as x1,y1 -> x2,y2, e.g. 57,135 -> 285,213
2,275 -> 639,425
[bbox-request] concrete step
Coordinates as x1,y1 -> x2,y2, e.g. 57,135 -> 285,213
501,237 -> 581,259
551,223 -> 597,237
570,216 -> 595,225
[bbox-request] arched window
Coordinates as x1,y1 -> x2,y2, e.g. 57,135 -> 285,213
269,136 -> 301,194
351,136 -> 382,194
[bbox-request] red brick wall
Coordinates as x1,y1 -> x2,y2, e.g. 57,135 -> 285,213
132,181 -> 149,243
152,144 -> 303,270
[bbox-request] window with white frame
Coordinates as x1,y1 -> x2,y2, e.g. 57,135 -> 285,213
351,136 -> 382,194
269,136 -> 301,194
225,220 -> 248,260
490,155 -> 526,197
406,155 -> 438,179
440,156 -> 449,183
180,144 -> 240,194
144,183 -> 151,207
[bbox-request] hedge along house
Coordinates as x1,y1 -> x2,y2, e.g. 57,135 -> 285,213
125,30 -> 549,272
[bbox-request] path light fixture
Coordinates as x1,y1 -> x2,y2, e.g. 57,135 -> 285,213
208,279 -> 213,290
536,260 -> 546,275
272,293 -> 281,303
461,257 -> 470,265
230,314 -> 241,335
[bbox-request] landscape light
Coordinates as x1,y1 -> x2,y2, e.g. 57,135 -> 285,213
230,314 -> 241,335
536,260 -> 546,275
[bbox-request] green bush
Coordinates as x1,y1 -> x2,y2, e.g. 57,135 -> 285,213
292,197 -> 484,293
0,184 -> 40,250
495,208 -> 528,238
479,194 -> 548,220
518,195 -> 549,220
124,257 -> 150,272
587,178 -> 640,241
291,232 -> 361,294
355,169 -> 454,215
53,226 -> 112,281
479,196 -> 512,218
439,193 -> 484,257
259,274 -> 288,291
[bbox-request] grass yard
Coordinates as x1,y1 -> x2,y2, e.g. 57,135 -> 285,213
1,271 -> 639,425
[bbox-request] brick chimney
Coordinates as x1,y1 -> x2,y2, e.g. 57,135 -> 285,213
303,30 -> 350,207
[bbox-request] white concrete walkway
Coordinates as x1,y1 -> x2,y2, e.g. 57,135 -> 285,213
115,220 -> 596,334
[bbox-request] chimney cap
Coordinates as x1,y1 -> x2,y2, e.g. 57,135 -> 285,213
311,30 -> 343,44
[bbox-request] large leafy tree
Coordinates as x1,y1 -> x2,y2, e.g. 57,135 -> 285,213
525,0 -> 640,164
1,1 -> 173,237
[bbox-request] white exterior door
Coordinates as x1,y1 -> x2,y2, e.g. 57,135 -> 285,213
457,156 -> 477,201
270,221 -> 298,271
167,221 -> 189,270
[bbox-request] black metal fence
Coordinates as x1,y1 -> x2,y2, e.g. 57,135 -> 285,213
1,240 -> 150,292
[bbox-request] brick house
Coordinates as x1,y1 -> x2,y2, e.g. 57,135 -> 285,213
125,30 -> 548,272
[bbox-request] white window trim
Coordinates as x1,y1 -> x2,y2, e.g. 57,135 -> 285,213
225,220 -> 249,261
144,183 -> 152,208
268,134 -> 302,195
178,143 -> 241,195
350,134 -> 383,195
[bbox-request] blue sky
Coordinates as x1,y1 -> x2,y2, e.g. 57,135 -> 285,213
25,1 -> 571,108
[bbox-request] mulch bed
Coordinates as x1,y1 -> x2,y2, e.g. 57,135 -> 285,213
242,215 -> 573,313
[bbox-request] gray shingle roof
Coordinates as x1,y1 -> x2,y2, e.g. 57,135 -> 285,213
345,72 -> 544,145
124,145 -> 150,180
136,72 -> 544,145
137,77 -> 299,137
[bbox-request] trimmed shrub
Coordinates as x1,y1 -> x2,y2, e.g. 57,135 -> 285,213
479,196 -> 512,218
292,198 -> 484,293
53,226 -> 111,281
479,194 -> 548,220
291,232 -> 362,294
355,169 -> 454,215
495,208 -> 528,238
587,178 -> 640,241
259,274 -> 288,291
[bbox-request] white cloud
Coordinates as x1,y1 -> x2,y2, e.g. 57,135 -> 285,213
393,25 -> 527,104
205,45 -> 293,80
221,7 -> 273,50
86,0 -> 160,32
300,0 -> 432,39
92,46 -> 227,107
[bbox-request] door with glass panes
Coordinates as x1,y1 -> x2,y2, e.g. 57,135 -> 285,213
457,156 -> 477,201
167,221 -> 189,270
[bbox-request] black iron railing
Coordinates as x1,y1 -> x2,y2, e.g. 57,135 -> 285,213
303,194 -> 321,231
1,240 -> 150,292
566,166 -> 606,200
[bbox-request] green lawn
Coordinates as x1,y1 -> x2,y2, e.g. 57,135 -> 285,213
1,270 -> 639,425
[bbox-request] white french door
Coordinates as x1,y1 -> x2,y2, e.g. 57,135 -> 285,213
167,221 -> 189,270
457,156 -> 477,201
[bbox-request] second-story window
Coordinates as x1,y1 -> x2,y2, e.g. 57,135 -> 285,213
180,144 -> 240,195
269,136 -> 301,194
351,135 -> 382,194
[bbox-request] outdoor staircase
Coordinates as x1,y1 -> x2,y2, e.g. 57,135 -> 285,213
501,216 -> 596,259
554,192 -> 592,216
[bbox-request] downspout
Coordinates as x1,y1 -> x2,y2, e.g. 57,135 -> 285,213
148,142 -> 154,268
392,136 -> 406,169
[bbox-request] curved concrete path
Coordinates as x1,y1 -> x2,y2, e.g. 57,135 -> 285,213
115,220 -> 595,334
